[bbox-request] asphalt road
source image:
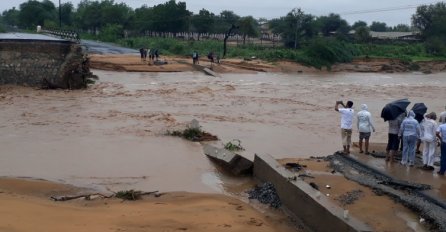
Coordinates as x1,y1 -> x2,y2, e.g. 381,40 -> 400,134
81,40 -> 138,55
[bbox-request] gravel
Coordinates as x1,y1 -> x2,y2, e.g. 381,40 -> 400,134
247,182 -> 282,208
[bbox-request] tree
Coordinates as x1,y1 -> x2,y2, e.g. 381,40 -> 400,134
213,10 -> 240,33
2,7 -> 20,26
59,2 -> 74,27
390,24 -> 411,32
149,0 -> 191,33
18,0 -> 57,28
238,16 -> 259,44
370,21 -> 387,32
412,2 -> 446,55
354,26 -> 371,42
280,8 -> 315,48
191,9 -> 215,39
316,13 -> 350,37
352,20 -> 367,30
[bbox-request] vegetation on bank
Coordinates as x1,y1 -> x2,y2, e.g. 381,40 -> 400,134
82,34 -> 444,69
2,0 -> 445,68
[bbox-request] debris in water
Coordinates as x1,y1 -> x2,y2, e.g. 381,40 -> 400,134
336,190 -> 364,206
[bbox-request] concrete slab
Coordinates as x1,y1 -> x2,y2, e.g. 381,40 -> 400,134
203,144 -> 253,175
253,153 -> 372,232
203,67 -> 220,77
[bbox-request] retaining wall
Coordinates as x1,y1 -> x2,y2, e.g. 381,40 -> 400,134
253,153 -> 372,232
0,39 -> 90,89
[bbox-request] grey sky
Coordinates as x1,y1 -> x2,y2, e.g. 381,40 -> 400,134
0,0 -> 442,26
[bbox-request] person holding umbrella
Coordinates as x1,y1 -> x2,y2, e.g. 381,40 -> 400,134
335,100 -> 354,154
412,103 -> 428,154
420,112 -> 437,170
382,99 -> 410,162
399,110 -> 421,166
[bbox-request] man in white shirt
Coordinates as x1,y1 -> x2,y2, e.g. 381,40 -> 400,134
335,100 -> 354,154
439,105 -> 446,124
420,112 -> 437,170
357,104 -> 375,154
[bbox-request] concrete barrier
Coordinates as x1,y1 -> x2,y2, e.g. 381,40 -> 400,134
253,153 -> 372,232
203,144 -> 253,175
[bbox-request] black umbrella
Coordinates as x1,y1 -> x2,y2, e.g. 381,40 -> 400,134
412,103 -> 428,123
381,98 -> 411,121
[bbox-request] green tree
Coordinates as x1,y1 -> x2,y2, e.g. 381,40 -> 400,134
1,7 -> 20,26
60,2 -> 74,27
354,26 -> 371,42
18,0 -> 57,28
279,8 -> 315,48
370,21 -> 387,32
238,16 -> 259,44
391,24 -> 411,32
191,9 -> 215,39
316,13 -> 350,37
149,0 -> 191,33
213,10 -> 240,33
352,20 -> 367,30
75,0 -> 102,32
412,2 -> 446,55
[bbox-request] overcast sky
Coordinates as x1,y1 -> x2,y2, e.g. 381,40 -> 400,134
0,0 -> 442,26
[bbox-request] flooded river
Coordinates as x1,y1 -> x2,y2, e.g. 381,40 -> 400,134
1,70 -> 445,194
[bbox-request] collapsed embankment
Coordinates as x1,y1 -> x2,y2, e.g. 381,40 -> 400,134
0,39 -> 95,89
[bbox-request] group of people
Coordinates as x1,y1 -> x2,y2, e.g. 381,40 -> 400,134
335,101 -> 446,175
139,48 -> 159,62
191,51 -> 220,65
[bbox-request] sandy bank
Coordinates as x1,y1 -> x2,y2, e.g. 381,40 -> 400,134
0,178 -> 297,232
89,54 -> 446,74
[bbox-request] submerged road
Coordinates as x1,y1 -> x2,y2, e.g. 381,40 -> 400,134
81,40 -> 138,55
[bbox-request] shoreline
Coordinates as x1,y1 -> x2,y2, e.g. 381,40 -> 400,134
89,54 -> 446,74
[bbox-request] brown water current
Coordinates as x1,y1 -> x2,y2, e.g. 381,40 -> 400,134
1,70 -> 445,195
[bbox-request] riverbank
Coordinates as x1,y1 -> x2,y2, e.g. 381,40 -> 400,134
0,178 -> 296,232
89,54 -> 446,74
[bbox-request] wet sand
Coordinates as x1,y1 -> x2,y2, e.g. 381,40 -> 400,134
0,178 -> 296,232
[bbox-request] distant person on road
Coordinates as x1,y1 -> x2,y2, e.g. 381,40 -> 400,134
155,49 -> 159,61
149,49 -> 154,61
207,51 -> 215,63
439,105 -> 446,124
357,104 -> 375,154
436,118 -> 446,175
139,48 -> 144,62
335,100 -> 354,155
399,110 -> 421,166
386,112 -> 405,162
143,48 -> 148,61
192,51 -> 199,65
420,112 -> 437,171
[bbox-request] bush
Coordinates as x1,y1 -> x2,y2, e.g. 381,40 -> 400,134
98,24 -> 124,42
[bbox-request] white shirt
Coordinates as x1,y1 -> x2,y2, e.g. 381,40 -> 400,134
420,118 -> 437,142
437,124 -> 446,143
439,111 -> 446,124
339,108 -> 354,129
357,110 -> 375,133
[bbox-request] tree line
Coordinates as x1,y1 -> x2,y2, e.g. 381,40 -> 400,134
1,0 -> 445,55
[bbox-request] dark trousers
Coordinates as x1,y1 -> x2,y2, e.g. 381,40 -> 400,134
440,141 -> 446,174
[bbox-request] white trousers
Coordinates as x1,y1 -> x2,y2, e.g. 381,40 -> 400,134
422,141 -> 436,166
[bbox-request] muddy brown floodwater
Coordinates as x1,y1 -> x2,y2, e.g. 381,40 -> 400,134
1,70 -> 445,195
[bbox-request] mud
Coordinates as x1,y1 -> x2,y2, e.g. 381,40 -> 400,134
330,153 -> 446,231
